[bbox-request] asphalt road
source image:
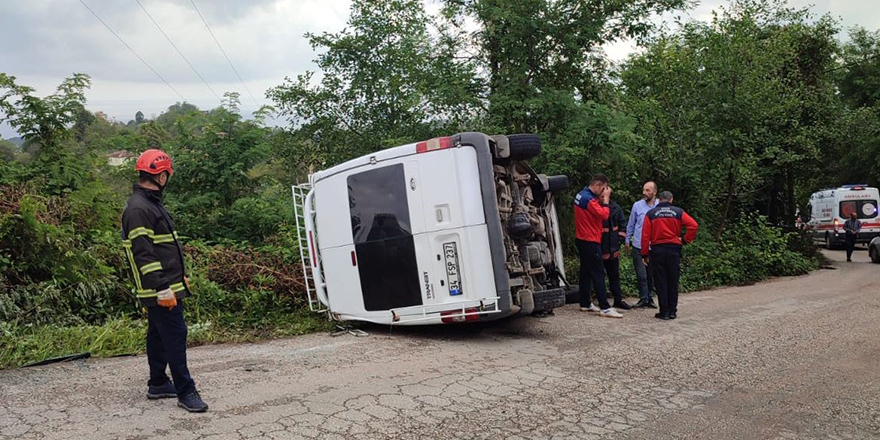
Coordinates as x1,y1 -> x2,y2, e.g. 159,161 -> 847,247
1,249 -> 879,440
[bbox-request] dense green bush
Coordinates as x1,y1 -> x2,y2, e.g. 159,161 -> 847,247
680,214 -> 819,291
0,82 -> 328,368
564,212 -> 821,297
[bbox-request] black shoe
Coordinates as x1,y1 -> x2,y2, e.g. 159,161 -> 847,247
668,313 -> 677,320
177,390 -> 209,413
614,301 -> 632,310
654,312 -> 670,320
643,301 -> 657,309
147,382 -> 177,400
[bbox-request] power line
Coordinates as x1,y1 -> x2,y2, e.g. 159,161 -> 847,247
133,0 -> 221,102
189,0 -> 259,106
78,0 -> 187,102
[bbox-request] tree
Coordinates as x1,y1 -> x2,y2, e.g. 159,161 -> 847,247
838,27 -> 880,109
135,110 -> 145,124
268,0 -> 483,169
0,73 -> 91,159
0,139 -> 18,161
443,0 -> 687,134
620,0 -> 841,235
0,73 -> 92,192
72,106 -> 96,143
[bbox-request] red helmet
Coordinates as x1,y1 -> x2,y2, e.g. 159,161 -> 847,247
135,149 -> 174,176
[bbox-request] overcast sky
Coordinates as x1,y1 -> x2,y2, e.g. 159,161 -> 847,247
2,0 -> 878,139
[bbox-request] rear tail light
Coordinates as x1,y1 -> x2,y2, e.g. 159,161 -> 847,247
833,218 -> 839,232
416,136 -> 454,154
440,307 -> 480,324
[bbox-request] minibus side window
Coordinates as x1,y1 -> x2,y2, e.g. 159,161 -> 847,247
348,164 -> 422,311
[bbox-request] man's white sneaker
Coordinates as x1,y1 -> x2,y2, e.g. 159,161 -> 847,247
599,308 -> 623,318
580,304 -> 600,312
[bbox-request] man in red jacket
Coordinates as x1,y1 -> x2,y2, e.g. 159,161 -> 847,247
574,174 -> 623,318
640,191 -> 698,320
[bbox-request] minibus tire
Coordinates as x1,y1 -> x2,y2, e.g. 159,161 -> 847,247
547,175 -> 569,192
534,288 -> 566,311
507,134 -> 542,160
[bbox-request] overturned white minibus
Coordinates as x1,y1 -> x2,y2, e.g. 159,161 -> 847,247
293,132 -> 570,325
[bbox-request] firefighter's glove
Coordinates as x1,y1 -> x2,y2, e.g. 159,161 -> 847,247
157,288 -> 177,309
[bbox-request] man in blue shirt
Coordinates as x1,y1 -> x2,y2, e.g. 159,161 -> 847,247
625,181 -> 658,309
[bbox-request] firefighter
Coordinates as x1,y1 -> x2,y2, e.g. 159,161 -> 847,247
122,149 -> 208,412
574,174 -> 624,318
601,187 -> 632,310
640,191 -> 698,320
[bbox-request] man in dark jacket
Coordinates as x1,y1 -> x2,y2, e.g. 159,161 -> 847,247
122,149 -> 208,412
641,191 -> 698,320
844,211 -> 862,262
574,174 -> 623,318
601,188 -> 631,310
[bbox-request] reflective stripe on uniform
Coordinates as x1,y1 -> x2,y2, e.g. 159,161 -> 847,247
139,261 -> 163,275
170,282 -> 185,292
153,234 -> 175,244
127,227 -> 155,240
123,247 -> 143,290
136,289 -> 158,298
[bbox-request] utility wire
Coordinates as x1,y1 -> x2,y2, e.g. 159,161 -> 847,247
189,0 -> 259,105
78,0 -> 187,102
133,0 -> 221,102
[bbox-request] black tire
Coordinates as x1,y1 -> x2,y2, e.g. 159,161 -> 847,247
825,234 -> 835,250
547,175 -> 569,192
564,287 -> 580,304
507,134 -> 542,161
533,288 -> 566,311
871,246 -> 880,264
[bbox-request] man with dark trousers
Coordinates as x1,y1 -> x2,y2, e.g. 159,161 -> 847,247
844,211 -> 861,262
640,191 -> 698,320
625,181 -> 658,308
122,149 -> 208,412
601,187 -> 631,310
574,174 -> 623,318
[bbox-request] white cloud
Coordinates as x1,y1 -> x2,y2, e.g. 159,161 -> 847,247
3,0 -> 880,139
1,0 -> 352,137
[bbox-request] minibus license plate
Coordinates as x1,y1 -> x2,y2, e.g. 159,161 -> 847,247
443,242 -> 462,296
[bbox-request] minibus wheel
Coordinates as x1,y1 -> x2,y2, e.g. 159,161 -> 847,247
507,134 -> 542,160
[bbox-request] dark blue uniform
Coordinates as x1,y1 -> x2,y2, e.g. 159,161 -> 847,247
122,185 -> 195,397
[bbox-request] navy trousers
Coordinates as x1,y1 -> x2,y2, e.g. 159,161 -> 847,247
845,234 -> 857,260
650,245 -> 682,316
576,239 -> 611,310
146,301 -> 195,396
603,257 -> 624,305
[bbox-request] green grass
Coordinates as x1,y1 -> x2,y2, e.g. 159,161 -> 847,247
0,309 -> 335,370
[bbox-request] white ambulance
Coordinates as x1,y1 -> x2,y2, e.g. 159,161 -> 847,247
807,185 -> 880,249
293,132 -> 570,325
